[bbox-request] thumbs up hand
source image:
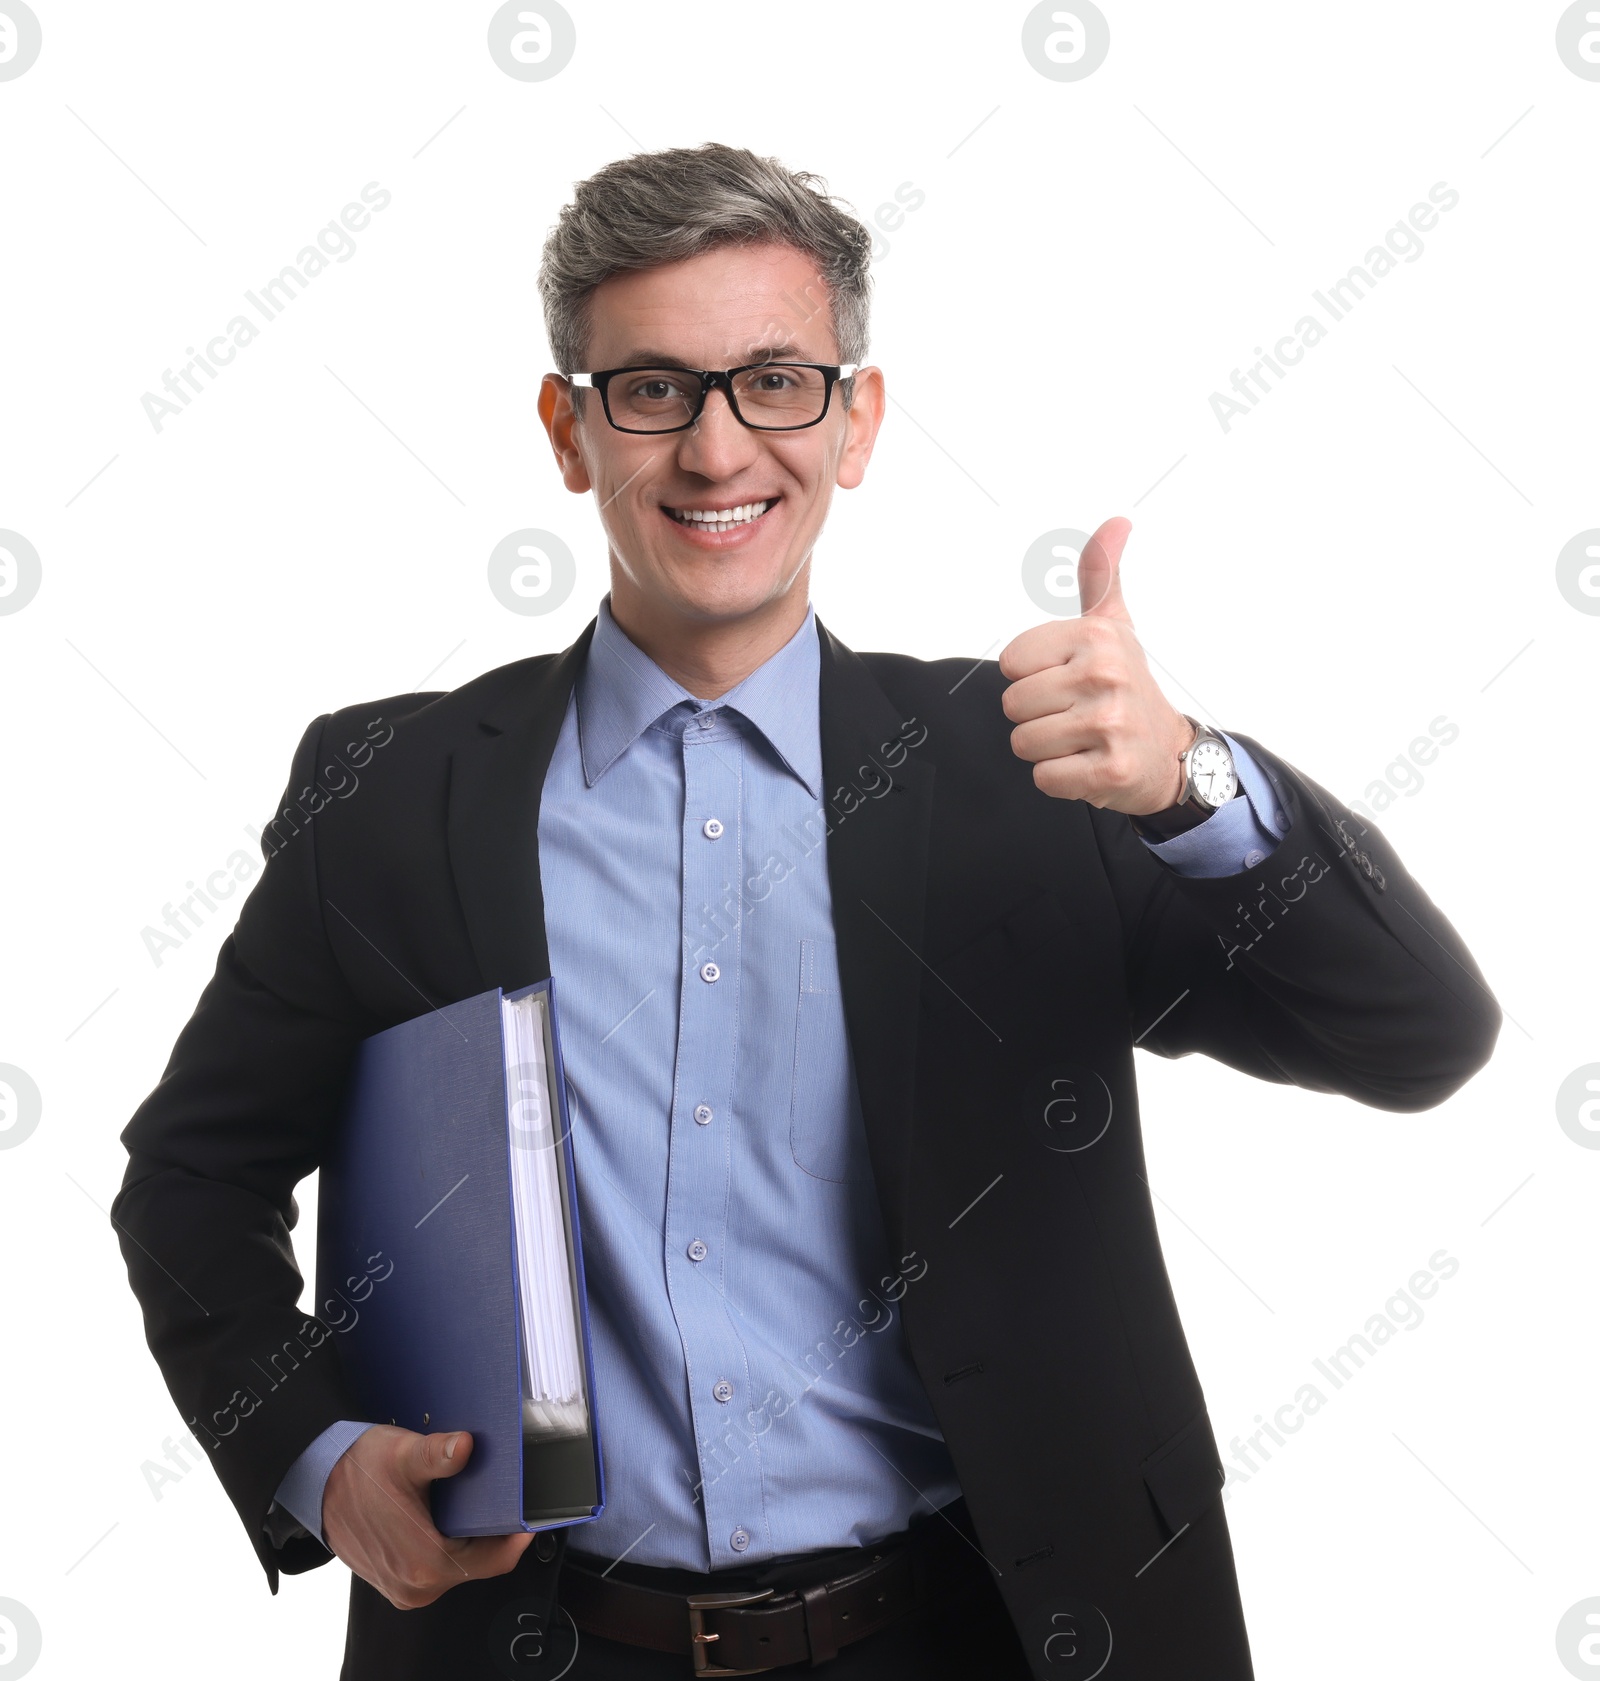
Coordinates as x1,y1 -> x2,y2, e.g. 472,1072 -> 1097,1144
999,517 -> 1197,815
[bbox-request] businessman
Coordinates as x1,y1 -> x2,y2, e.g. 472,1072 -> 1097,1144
115,143 -> 1500,1680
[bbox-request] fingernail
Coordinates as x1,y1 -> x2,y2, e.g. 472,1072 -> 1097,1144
445,1433 -> 461,1460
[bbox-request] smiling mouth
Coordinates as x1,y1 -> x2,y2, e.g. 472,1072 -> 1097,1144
663,497 -> 779,531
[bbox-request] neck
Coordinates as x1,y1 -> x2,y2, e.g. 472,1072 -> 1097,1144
607,575 -> 811,700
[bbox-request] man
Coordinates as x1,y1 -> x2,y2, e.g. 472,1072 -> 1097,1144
114,143 -> 1500,1680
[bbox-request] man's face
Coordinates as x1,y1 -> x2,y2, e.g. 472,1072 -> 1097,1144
538,241 -> 884,628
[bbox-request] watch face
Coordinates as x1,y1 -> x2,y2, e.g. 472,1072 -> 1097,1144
1188,738 -> 1237,809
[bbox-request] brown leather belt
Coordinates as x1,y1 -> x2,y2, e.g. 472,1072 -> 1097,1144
559,1506 -> 967,1675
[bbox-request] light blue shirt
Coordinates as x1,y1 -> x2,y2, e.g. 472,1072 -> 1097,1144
270,599 -> 1285,1560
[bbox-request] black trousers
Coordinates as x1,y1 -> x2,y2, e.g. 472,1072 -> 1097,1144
342,1497 -> 1035,1679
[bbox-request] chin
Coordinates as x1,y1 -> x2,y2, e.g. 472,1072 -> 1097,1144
643,554 -> 800,619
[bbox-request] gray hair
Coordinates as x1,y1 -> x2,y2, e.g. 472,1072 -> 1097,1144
537,142 -> 873,413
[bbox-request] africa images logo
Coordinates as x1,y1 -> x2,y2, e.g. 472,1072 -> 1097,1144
0,2 -> 42,80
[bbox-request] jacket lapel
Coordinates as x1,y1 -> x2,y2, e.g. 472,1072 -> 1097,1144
445,616 -> 596,996
445,610 -> 934,1258
815,619 -> 936,1259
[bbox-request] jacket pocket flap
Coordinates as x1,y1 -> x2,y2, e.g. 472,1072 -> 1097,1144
1140,1408 -> 1224,1536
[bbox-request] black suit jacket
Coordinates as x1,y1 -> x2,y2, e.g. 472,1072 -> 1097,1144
114,613 -> 1500,1680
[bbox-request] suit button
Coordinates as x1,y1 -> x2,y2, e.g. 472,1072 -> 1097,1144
1360,856 -> 1374,876
534,1532 -> 557,1562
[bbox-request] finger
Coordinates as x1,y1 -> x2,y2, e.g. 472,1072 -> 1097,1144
999,653 -> 1105,724
445,1530 -> 538,1583
1028,748 -> 1124,806
1008,710 -> 1102,765
1076,516 -> 1133,620
998,611 -> 1111,685
402,1429 -> 475,1490
388,1529 -> 536,1609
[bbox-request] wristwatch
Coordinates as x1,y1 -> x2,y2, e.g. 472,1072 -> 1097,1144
1129,715 -> 1239,842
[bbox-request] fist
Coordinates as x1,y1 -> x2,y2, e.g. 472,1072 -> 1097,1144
1000,517 -> 1195,816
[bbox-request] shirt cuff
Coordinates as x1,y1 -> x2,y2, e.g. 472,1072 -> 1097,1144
267,1419 -> 375,1547
1134,732 -> 1288,878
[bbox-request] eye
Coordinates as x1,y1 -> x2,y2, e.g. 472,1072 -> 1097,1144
622,372 -> 694,402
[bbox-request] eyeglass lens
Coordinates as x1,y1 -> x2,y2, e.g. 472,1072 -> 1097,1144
606,365 -> 831,431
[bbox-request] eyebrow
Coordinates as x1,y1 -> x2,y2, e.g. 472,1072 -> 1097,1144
610,343 -> 820,368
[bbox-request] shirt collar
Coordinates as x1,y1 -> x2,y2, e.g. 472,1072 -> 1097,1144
576,593 -> 822,799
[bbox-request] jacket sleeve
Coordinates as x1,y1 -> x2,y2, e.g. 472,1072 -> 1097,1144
1131,732 -> 1286,876
1087,730 -> 1501,1112
112,712 -> 371,1592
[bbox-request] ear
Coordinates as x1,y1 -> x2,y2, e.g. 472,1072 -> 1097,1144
834,365 -> 886,491
538,373 -> 595,494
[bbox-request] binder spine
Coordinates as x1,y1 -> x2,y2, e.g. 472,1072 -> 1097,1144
505,978 -> 605,1528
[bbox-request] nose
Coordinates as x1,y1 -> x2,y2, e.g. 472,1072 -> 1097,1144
673,384 -> 758,483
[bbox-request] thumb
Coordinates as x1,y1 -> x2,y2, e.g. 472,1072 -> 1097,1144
1077,516 -> 1133,620
413,1429 -> 475,1487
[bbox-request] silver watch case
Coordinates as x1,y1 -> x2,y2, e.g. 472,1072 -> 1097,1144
1175,715 -> 1238,814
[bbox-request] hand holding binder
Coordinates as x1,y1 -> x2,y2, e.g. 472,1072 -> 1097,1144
321,1423 -> 536,1610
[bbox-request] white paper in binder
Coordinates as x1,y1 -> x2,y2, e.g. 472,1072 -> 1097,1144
502,988 -> 590,1440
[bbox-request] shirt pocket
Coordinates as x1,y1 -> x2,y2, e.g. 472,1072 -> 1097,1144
789,937 -> 873,1184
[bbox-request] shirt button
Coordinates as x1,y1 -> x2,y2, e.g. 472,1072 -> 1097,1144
713,1379 -> 734,1403
694,1104 -> 714,1125
700,961 -> 720,984
729,1528 -> 750,1552
1276,811 -> 1288,829
703,817 -> 724,840
687,1238 -> 708,1262
699,711 -> 716,730
1244,849 -> 1266,868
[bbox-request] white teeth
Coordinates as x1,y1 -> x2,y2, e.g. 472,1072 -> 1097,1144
668,498 -> 774,528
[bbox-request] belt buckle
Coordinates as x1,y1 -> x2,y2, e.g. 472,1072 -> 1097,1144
686,1587 -> 777,1676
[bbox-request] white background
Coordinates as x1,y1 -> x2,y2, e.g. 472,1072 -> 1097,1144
0,3 -> 1593,1677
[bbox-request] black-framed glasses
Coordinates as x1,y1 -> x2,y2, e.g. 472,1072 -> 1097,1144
567,362 -> 859,434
